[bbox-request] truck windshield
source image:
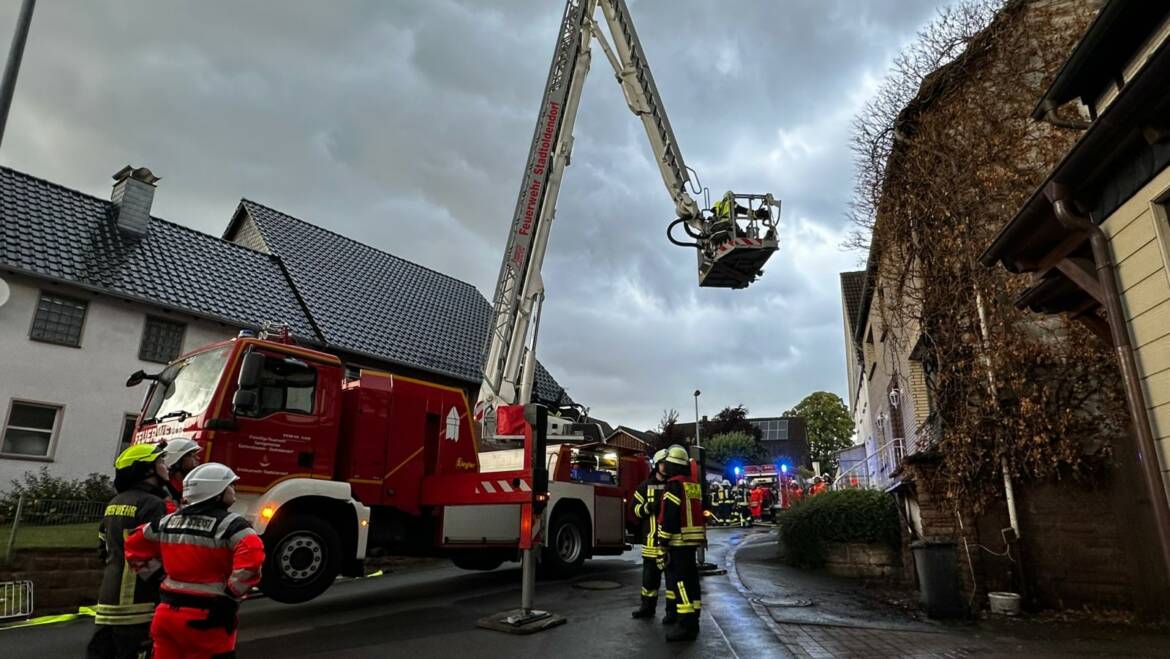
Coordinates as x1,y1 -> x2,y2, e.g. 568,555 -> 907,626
142,346 -> 232,424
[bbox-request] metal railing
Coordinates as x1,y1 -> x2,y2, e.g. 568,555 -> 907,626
0,581 -> 33,621
3,496 -> 105,562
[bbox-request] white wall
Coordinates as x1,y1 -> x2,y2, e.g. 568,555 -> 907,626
0,273 -> 236,486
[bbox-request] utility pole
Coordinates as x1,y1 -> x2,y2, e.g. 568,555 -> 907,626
693,389 -> 701,447
0,0 -> 36,150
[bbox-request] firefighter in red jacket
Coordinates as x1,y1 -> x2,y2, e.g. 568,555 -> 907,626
161,438 -> 201,513
125,463 -> 265,659
656,445 -> 706,642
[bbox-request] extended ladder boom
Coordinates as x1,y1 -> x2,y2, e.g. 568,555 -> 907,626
477,0 -> 779,425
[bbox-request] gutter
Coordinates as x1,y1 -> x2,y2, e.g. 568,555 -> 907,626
1046,182 -> 1170,595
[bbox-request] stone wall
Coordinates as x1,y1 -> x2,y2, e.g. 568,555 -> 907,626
823,542 -> 900,579
0,548 -> 102,615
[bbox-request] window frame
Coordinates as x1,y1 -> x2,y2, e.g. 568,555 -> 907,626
138,315 -> 187,364
1,399 -> 64,461
1152,191 -> 1170,290
28,291 -> 88,348
239,351 -> 320,419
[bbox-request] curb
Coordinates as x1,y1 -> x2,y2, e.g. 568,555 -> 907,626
723,529 -> 791,642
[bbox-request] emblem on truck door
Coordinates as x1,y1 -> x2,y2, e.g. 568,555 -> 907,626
444,407 -> 460,442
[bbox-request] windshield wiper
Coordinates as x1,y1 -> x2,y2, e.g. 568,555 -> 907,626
147,410 -> 191,425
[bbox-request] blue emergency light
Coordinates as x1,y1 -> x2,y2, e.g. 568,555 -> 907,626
734,466 -> 741,476
781,464 -> 789,474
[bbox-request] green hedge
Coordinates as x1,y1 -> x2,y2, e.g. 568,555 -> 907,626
777,489 -> 900,568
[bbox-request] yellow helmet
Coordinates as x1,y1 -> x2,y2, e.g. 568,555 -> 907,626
115,443 -> 164,470
652,449 -> 668,465
664,445 -> 690,466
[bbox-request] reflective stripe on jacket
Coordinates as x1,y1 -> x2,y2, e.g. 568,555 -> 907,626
656,475 -> 707,547
125,503 -> 265,601
95,483 -> 168,625
631,478 -> 666,558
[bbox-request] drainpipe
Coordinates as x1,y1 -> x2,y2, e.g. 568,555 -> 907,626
1047,182 -> 1170,595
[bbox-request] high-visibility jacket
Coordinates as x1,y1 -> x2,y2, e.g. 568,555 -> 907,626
94,483 -> 168,625
713,198 -> 732,219
125,502 -> 265,602
631,477 -> 667,558
657,475 -> 707,548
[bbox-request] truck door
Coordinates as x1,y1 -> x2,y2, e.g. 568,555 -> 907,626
229,349 -> 339,490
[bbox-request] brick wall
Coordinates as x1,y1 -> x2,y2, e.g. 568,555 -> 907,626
899,460 -> 1139,613
0,549 -> 102,615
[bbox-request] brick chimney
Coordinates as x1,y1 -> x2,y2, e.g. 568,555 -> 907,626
111,165 -> 160,237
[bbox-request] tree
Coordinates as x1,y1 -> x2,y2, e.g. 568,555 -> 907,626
704,432 -> 767,468
785,392 -> 854,473
651,408 -> 683,452
702,405 -> 762,442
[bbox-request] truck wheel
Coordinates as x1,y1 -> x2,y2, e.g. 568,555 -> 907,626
261,514 -> 343,604
451,554 -> 505,571
542,512 -> 588,577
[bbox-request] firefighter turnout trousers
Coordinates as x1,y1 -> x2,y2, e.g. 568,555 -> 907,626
665,547 -> 701,628
640,557 -> 676,614
151,599 -> 237,659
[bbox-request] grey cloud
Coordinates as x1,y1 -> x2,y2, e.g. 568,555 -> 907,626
1,0 -> 948,430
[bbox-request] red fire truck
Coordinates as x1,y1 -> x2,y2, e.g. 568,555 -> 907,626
127,332 -> 647,604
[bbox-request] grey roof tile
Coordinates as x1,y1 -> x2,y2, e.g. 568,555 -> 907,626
0,166 -> 316,337
840,270 -> 866,335
234,200 -> 568,405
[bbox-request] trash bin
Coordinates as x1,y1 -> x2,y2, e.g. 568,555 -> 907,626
911,541 -> 966,618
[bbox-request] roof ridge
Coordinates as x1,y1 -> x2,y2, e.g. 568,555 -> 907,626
0,165 -> 273,259
240,198 -> 485,294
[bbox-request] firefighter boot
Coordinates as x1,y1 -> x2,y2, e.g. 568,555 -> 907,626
631,597 -> 657,619
661,611 -> 678,625
665,620 -> 699,642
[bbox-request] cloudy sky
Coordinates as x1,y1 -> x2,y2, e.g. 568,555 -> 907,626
0,0 -> 946,430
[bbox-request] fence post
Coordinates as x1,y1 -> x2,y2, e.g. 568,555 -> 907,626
4,494 -> 24,563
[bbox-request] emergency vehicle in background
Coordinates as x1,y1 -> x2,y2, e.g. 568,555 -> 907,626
125,0 -> 779,605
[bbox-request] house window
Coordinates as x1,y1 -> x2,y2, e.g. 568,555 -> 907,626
2,401 -> 62,459
754,419 -> 789,441
29,293 -> 87,347
248,355 -> 317,417
117,413 -> 138,457
139,316 -> 186,364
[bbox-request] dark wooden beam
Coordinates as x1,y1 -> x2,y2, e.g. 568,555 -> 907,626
1070,311 -> 1112,344
1055,256 -> 1106,306
1036,232 -> 1090,271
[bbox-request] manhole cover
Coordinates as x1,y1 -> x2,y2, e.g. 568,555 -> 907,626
752,597 -> 814,608
573,580 -> 622,590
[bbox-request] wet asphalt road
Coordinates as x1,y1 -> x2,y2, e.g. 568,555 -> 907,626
0,527 -> 789,658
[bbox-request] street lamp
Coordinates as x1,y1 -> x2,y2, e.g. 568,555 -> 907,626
888,387 -> 901,410
693,389 -> 701,447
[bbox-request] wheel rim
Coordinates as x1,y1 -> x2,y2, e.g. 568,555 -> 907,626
277,532 -> 325,583
555,522 -> 582,564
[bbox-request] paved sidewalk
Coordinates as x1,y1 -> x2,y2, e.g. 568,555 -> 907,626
725,528 -> 1170,658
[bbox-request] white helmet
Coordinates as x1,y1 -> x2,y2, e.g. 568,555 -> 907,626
182,462 -> 239,506
162,438 -> 201,469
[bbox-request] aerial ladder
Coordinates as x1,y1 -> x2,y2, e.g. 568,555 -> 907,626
476,0 -> 781,428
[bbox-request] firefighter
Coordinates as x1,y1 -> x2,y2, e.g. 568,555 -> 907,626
707,481 -> 725,526
657,445 -> 706,642
87,443 -> 169,659
734,482 -> 752,527
631,449 -> 676,623
125,463 -> 265,659
161,438 -> 201,513
717,479 -> 733,522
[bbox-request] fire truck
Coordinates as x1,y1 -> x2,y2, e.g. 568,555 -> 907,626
126,332 -> 646,603
125,0 -> 780,605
